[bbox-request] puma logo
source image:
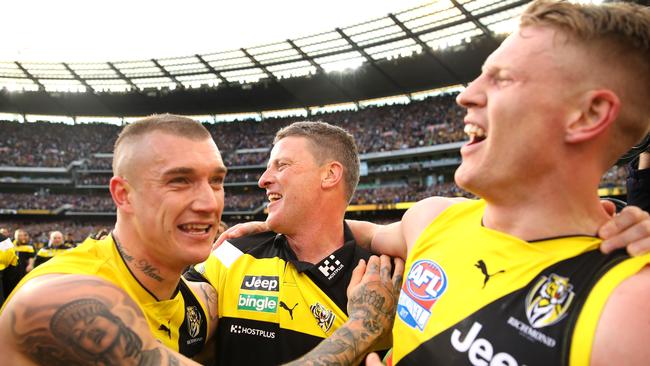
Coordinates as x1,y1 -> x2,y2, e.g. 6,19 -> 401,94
279,301 -> 298,320
159,323 -> 171,338
474,260 -> 505,289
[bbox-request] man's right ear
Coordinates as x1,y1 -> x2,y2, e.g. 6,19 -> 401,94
109,176 -> 133,213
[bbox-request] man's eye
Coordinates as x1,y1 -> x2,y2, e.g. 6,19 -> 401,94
492,75 -> 512,86
170,177 -> 189,184
210,177 -> 224,186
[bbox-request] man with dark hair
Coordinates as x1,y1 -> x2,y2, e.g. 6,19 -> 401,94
186,121 -> 400,365
0,114 -> 226,365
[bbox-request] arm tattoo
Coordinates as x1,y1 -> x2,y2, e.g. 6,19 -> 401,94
285,279 -> 399,366
285,327 -> 370,366
8,278 -> 175,366
164,348 -> 182,366
198,283 -> 218,322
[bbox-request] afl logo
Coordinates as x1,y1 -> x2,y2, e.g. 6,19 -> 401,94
398,259 -> 448,330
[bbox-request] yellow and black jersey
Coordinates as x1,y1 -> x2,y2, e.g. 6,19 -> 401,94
2,241 -> 31,298
392,199 -> 650,366
185,223 -> 388,365
0,238 -> 18,304
6,234 -> 210,358
13,242 -> 34,271
32,245 -> 74,268
0,238 -> 17,271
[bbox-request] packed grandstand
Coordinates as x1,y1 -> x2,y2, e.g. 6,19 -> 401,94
0,91 -> 632,242
0,0 -> 635,245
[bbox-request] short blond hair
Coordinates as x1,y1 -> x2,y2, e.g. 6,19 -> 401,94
112,114 -> 212,174
521,0 -> 650,153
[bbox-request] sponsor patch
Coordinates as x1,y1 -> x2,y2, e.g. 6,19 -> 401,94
451,321 -> 520,365
398,259 -> 448,330
186,306 -> 202,338
230,324 -> 276,339
317,254 -> 344,280
241,275 -> 279,292
310,302 -> 335,332
525,273 -> 574,329
238,293 -> 278,313
506,316 -> 556,348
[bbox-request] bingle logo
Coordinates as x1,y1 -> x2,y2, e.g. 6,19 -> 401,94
238,294 -> 278,313
241,275 -> 279,292
318,255 -> 344,280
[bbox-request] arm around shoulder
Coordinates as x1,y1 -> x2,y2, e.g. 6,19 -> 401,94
590,266 -> 650,366
400,196 -> 465,252
347,196 -> 465,259
0,274 -> 199,366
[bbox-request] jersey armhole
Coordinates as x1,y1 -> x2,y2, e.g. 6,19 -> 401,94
569,254 -> 650,366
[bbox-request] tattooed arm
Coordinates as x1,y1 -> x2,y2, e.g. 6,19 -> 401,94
285,255 -> 404,366
0,274 -> 200,366
187,281 -> 218,339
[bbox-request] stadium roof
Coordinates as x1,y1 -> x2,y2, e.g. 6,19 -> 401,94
0,0 -> 532,118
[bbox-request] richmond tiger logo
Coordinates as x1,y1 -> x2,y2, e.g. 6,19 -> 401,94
525,273 -> 575,329
310,302 -> 335,333
186,305 -> 203,338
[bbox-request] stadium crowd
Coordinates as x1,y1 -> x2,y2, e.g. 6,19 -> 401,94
0,163 -> 631,213
0,93 -> 464,168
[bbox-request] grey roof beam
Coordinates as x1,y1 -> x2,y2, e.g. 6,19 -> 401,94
14,62 -> 73,115
195,54 -> 231,87
151,59 -> 184,89
199,1 -> 528,78
388,13 -> 465,86
14,62 -> 45,91
62,63 -> 95,93
286,39 -> 360,108
107,62 -> 139,91
449,0 -> 495,41
240,47 -> 310,110
335,28 -> 412,101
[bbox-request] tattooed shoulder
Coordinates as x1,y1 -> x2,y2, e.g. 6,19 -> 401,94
0,274 -> 196,365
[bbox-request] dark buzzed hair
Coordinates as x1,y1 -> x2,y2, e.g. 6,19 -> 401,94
275,121 -> 360,203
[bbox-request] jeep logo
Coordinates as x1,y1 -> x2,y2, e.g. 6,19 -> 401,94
241,275 -> 279,292
451,321 -> 520,366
